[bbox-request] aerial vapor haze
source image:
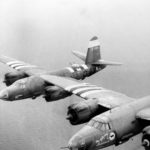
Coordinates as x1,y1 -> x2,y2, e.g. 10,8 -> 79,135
0,0 -> 150,149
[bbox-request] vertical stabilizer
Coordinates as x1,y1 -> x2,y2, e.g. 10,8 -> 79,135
72,36 -> 122,66
85,36 -> 101,64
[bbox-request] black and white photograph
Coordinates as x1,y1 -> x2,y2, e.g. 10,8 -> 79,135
0,0 -> 150,150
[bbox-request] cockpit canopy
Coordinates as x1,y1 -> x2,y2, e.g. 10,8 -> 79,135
88,118 -> 111,131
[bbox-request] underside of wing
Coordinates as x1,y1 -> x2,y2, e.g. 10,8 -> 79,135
0,55 -> 47,76
40,74 -> 134,109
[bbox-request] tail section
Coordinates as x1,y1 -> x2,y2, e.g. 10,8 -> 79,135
72,36 -> 122,66
92,60 -> 122,66
72,51 -> 86,62
72,36 -> 100,64
85,36 -> 101,64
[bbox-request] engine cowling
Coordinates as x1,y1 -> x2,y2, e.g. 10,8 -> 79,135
67,99 -> 109,125
4,71 -> 28,86
44,86 -> 71,102
142,126 -> 150,148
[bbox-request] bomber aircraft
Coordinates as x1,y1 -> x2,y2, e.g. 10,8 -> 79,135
0,36 -> 121,102
40,75 -> 150,150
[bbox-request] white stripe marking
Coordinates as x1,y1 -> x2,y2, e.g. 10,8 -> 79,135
81,64 -> 88,70
88,40 -> 100,48
7,61 -> 22,65
15,65 -> 36,70
80,90 -> 101,98
66,67 -> 74,73
11,63 -> 25,67
73,87 -> 102,94
65,83 -> 89,91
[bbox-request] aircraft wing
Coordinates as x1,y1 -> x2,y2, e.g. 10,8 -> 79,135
137,108 -> 150,120
41,74 -> 134,109
0,55 -> 48,76
136,96 -> 150,121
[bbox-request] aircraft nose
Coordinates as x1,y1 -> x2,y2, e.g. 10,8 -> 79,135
0,89 -> 9,100
68,135 -> 84,150
68,127 -> 93,150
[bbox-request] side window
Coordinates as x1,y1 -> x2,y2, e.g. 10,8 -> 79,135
105,124 -> 110,130
93,122 -> 99,129
97,123 -> 102,130
88,120 -> 94,126
101,123 -> 110,131
101,124 -> 106,131
21,84 -> 26,89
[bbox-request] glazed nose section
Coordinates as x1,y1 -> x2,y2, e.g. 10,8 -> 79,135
68,126 -> 97,150
0,89 -> 9,100
68,135 -> 81,150
68,134 -> 91,150
68,135 -> 86,150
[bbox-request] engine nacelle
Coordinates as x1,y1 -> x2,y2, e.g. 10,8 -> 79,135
67,99 -> 109,125
142,126 -> 150,148
44,86 -> 71,102
4,71 -> 28,86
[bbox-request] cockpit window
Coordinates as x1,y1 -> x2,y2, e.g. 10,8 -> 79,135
106,124 -> 110,130
88,120 -> 95,126
88,120 -> 111,131
101,124 -> 105,131
93,121 -> 100,129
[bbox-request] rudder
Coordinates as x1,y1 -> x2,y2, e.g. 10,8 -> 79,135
85,36 -> 101,64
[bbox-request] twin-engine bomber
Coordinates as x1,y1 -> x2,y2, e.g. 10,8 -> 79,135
0,37 -> 148,150
40,75 -> 150,150
0,36 -> 121,102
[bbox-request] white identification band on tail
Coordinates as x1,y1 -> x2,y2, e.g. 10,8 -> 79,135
88,40 -> 100,48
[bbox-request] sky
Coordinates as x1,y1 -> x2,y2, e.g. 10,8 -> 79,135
0,0 -> 149,149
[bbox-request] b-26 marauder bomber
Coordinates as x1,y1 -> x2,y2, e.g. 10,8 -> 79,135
39,75 -> 150,150
0,36 -> 121,102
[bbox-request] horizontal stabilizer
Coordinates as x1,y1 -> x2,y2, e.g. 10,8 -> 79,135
72,51 -> 86,62
72,36 -> 122,66
92,60 -> 122,66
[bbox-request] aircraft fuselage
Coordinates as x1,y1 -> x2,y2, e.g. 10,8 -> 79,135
50,64 -> 105,80
0,64 -> 104,101
68,96 -> 150,150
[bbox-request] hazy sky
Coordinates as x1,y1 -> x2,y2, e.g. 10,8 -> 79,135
0,0 -> 149,150
0,0 -> 150,66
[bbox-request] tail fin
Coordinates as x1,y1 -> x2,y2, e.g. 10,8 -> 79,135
85,36 -> 101,64
72,36 -> 100,64
72,36 -> 122,66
